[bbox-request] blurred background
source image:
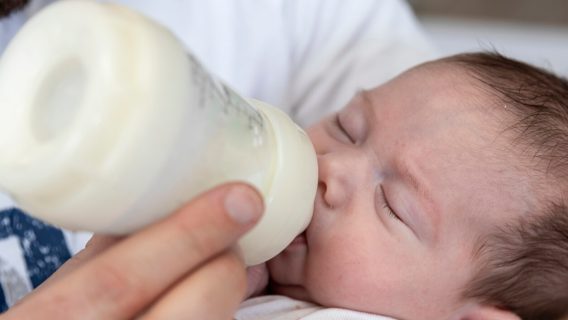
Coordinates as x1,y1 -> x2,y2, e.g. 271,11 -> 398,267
409,0 -> 568,76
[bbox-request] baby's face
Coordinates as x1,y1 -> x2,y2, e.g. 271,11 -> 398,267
268,64 -> 533,319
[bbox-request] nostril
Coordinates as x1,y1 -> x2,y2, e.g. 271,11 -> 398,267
318,181 -> 326,194
318,181 -> 335,210
317,181 -> 327,202
316,154 -> 348,210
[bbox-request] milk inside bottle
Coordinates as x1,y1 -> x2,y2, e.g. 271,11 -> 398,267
0,0 -> 317,265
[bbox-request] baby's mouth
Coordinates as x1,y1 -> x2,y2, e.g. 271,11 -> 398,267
283,181 -> 323,251
290,231 -> 307,246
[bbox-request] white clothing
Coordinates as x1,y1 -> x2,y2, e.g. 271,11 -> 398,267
112,0 -> 437,127
0,0 -> 436,312
235,295 -> 396,320
1,0 -> 436,127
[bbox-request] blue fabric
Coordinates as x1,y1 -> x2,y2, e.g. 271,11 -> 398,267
0,208 -> 71,312
0,284 -> 6,314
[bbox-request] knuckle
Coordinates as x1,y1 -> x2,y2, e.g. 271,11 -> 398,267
172,214 -> 228,261
88,260 -> 150,305
175,223 -> 217,259
35,291 -> 77,319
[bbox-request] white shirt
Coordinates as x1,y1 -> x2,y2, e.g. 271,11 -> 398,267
235,295 -> 396,320
112,0 -> 436,127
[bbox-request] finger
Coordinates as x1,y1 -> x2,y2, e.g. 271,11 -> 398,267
16,235 -> 123,301
6,183 -> 263,320
140,250 -> 247,320
50,235 -> 122,279
85,234 -> 123,252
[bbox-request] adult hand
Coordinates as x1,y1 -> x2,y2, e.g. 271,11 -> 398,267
2,183 -> 264,320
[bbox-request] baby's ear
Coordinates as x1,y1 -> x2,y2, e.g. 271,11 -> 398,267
451,302 -> 521,320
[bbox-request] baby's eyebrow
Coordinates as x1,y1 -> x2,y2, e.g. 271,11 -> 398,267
395,159 -> 439,241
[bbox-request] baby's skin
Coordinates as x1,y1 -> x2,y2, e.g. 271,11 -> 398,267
254,61 -> 532,320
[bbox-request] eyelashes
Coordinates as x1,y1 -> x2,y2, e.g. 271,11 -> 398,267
380,186 -> 402,222
331,113 -> 401,222
332,113 -> 356,144
330,112 -> 405,227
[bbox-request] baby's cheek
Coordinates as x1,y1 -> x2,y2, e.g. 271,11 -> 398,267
304,242 -> 401,311
304,248 -> 365,301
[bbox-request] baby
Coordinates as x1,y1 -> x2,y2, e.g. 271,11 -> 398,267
242,52 -> 568,320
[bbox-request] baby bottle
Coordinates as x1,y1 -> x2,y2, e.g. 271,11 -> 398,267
0,0 -> 317,266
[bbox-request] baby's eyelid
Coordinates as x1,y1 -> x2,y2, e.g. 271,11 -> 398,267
380,186 -> 404,224
335,113 -> 357,144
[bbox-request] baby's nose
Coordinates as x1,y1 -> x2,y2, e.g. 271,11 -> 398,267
317,153 -> 352,210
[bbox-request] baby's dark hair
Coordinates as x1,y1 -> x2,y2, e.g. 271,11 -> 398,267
444,52 -> 568,320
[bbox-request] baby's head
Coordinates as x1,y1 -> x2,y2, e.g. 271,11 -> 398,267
268,52 -> 568,320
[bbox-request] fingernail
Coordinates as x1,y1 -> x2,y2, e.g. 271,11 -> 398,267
225,186 -> 263,225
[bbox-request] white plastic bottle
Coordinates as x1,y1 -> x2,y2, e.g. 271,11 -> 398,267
0,0 -> 317,266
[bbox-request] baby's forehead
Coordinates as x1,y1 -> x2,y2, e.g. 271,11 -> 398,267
385,61 -> 534,174
418,61 -> 550,197
408,59 -> 486,88
386,61 -> 504,119
425,60 -> 516,117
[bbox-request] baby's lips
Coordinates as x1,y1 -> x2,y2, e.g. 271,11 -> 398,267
290,232 -> 307,246
245,263 -> 269,298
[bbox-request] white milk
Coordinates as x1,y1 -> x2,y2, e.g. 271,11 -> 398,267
0,0 -> 317,265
